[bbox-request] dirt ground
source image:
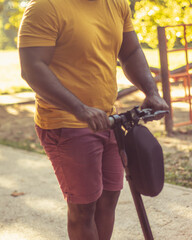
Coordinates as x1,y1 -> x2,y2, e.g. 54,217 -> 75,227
0,90 -> 192,188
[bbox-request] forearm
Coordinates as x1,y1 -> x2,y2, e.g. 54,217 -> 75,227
120,46 -> 159,97
22,62 -> 85,114
19,46 -> 110,131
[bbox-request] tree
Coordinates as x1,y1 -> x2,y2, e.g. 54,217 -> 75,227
130,0 -> 192,48
0,0 -> 191,49
0,0 -> 27,49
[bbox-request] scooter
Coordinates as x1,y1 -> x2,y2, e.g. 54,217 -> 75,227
109,106 -> 169,240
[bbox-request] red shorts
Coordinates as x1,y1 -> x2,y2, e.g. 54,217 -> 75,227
35,126 -> 124,204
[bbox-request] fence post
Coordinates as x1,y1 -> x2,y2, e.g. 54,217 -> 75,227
157,26 -> 173,134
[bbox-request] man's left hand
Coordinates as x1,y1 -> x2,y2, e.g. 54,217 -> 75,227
141,94 -> 169,112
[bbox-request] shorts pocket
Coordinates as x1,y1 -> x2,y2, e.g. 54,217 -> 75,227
35,125 -> 62,146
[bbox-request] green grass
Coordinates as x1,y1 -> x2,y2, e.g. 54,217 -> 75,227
0,138 -> 44,154
0,86 -> 33,95
164,150 -> 192,188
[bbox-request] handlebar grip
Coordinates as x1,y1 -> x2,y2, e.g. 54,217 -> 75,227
109,114 -> 122,128
154,110 -> 169,115
142,110 -> 169,123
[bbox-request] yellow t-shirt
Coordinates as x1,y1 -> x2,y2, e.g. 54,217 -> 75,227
18,0 -> 134,129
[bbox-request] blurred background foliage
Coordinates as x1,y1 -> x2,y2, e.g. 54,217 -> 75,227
130,0 -> 192,48
0,0 -> 191,49
0,0 -> 27,49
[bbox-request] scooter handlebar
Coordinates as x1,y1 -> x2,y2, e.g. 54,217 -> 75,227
109,107 -> 169,128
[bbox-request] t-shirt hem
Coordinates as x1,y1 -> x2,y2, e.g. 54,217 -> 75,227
34,118 -> 89,129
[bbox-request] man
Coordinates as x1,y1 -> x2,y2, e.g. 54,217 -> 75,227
18,0 -> 168,239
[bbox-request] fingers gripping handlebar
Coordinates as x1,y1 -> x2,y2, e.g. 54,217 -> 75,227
109,106 -> 169,130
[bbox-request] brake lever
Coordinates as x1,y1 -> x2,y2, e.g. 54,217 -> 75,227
142,110 -> 169,123
138,108 -> 153,118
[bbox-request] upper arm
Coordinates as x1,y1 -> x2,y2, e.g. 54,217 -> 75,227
19,46 -> 55,66
19,46 -> 55,78
18,0 -> 58,75
118,31 -> 141,64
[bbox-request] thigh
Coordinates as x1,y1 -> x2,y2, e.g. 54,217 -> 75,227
36,126 -> 104,204
102,130 -> 124,191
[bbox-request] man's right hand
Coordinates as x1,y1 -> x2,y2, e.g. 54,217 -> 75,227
75,105 -> 110,132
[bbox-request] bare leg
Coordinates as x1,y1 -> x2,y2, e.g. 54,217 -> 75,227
67,201 -> 99,240
95,190 -> 121,240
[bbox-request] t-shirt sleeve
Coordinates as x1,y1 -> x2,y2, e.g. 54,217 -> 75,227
18,0 -> 59,48
122,0 -> 134,33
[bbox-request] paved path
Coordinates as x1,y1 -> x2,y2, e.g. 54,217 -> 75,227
0,92 -> 35,105
0,145 -> 192,240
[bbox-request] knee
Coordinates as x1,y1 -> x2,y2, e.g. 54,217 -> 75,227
68,202 -> 96,225
97,190 -> 121,212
